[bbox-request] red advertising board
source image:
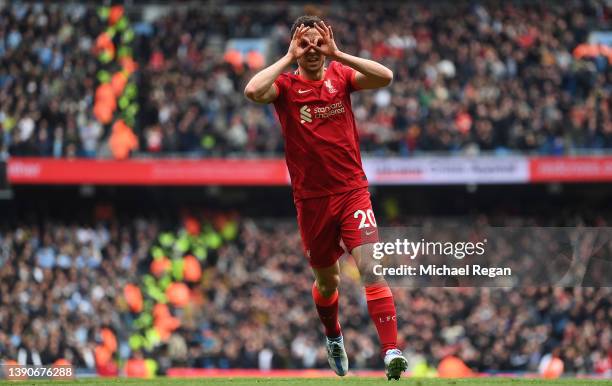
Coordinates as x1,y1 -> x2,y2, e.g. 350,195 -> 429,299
7,156 -> 612,185
529,156 -> 612,182
7,158 -> 290,185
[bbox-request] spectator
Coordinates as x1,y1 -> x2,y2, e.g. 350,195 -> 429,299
0,3 -> 102,158
3,2 -> 610,158
1,213 -> 610,373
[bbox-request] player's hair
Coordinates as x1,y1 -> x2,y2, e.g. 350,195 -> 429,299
290,15 -> 324,37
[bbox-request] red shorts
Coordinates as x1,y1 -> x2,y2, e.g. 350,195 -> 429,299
295,187 -> 379,268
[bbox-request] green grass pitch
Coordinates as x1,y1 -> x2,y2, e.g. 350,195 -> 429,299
2,377 -> 610,385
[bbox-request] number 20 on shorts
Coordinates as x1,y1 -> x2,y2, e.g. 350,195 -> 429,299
354,209 -> 377,229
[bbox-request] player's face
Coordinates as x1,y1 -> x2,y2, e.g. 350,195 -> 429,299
298,29 -> 325,73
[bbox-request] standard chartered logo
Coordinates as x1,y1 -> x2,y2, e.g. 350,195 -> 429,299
300,102 -> 345,125
300,105 -> 312,124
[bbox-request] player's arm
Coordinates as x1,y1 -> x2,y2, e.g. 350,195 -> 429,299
244,24 -> 311,104
311,21 -> 393,90
335,51 -> 393,90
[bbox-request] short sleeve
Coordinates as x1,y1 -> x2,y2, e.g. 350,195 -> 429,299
336,62 -> 361,93
273,73 -> 291,101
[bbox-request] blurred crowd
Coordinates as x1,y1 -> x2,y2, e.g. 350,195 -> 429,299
1,1 -> 611,158
1,215 -> 610,375
198,219 -> 611,374
0,218 -> 157,368
0,3 -> 104,159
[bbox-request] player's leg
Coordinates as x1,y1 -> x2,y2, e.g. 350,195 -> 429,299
311,261 -> 349,376
351,244 -> 407,379
339,188 -> 407,379
295,196 -> 348,376
310,248 -> 349,377
311,261 -> 341,339
339,189 -> 399,355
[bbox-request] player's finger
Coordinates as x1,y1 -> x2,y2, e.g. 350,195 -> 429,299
314,22 -> 327,37
301,43 -> 318,57
310,44 -> 323,53
297,25 -> 310,39
328,25 -> 334,40
292,24 -> 303,41
294,25 -> 302,40
296,25 -> 309,40
318,21 -> 330,36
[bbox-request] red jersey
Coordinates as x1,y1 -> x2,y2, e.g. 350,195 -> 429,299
273,61 -> 368,200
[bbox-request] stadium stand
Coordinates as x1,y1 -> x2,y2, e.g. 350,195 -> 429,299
1,0 -> 611,380
0,3 -> 103,158
1,2 -> 610,158
1,186 -> 611,375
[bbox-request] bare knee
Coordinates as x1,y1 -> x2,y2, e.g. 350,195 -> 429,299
361,271 -> 386,287
316,274 -> 340,298
352,243 -> 385,286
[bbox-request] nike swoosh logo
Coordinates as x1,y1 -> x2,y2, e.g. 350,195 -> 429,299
365,230 -> 376,236
298,89 -> 312,94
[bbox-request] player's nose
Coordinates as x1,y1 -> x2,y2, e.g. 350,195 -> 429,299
304,43 -> 316,54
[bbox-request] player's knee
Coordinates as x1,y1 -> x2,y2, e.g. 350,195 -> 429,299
362,273 -> 385,287
317,274 -> 340,297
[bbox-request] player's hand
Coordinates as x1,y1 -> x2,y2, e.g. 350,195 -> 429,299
311,21 -> 340,59
287,24 -> 311,61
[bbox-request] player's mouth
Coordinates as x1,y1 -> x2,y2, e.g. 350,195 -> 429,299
306,56 -> 320,64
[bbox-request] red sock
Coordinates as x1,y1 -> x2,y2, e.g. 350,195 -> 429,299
365,283 -> 398,356
312,282 -> 341,338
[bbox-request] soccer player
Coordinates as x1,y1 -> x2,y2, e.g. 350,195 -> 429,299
244,15 -> 408,380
